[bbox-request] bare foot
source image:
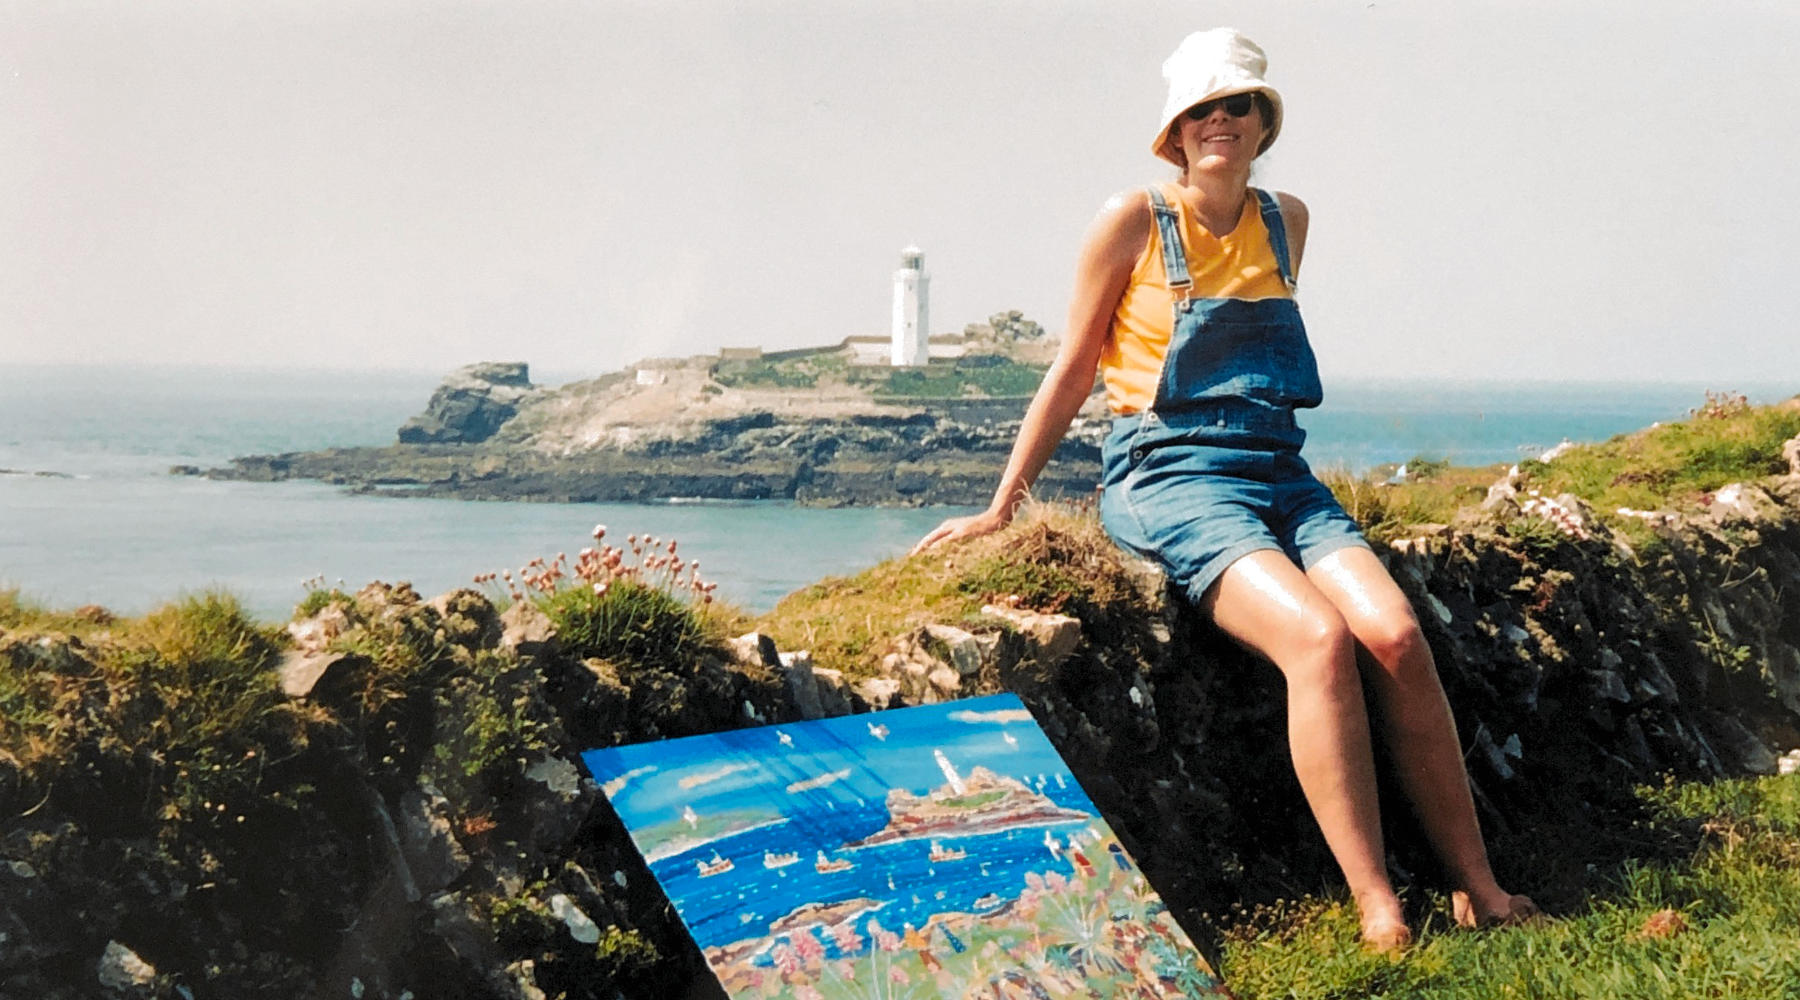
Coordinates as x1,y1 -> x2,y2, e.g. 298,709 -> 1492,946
1452,889 -> 1540,929
1360,917 -> 1413,955
1356,890 -> 1412,955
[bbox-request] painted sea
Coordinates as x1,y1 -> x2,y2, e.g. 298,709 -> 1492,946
583,694 -> 1230,999
1,364 -> 1794,620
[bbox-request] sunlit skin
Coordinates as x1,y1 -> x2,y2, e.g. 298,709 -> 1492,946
914,97 -> 1535,950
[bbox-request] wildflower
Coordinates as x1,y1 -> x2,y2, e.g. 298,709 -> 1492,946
592,524 -> 606,539
772,943 -> 799,976
792,928 -> 825,965
829,923 -> 864,955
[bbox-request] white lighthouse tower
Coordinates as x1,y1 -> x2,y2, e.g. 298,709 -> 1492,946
932,749 -> 966,796
891,246 -> 930,367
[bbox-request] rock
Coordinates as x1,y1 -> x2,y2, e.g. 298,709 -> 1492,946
287,602 -> 352,653
858,676 -> 903,710
927,666 -> 961,699
1591,669 -> 1632,703
504,959 -> 549,1000
923,623 -> 984,677
547,893 -> 600,945
811,667 -> 853,716
1784,433 -> 1800,476
277,649 -> 350,699
499,601 -> 556,657
398,782 -> 471,896
96,940 -> 155,993
516,757 -> 594,851
777,651 -> 825,720
1778,748 -> 1800,775
1703,714 -> 1778,774
1706,482 -> 1783,525
727,631 -> 781,668
979,605 -> 1082,668
1424,593 -> 1454,626
398,362 -> 539,444
428,891 -> 498,968
1481,465 -> 1522,511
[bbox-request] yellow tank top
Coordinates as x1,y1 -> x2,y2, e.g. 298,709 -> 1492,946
1098,184 -> 1293,414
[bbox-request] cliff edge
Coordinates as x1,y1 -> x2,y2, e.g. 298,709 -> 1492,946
13,401 -> 1800,998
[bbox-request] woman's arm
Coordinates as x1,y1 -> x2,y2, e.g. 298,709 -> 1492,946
912,193 -> 1148,553
1274,190 -> 1309,278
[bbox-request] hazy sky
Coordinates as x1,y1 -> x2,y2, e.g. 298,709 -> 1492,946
4,0 -> 1797,383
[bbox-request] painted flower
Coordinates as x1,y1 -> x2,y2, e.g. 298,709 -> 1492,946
792,929 -> 825,965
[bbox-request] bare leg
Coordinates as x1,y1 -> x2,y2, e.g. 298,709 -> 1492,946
1202,550 -> 1410,951
1307,546 -> 1536,926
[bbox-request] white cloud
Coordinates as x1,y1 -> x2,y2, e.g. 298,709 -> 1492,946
600,764 -> 656,798
678,761 -> 755,790
948,708 -> 1033,725
786,768 -> 853,794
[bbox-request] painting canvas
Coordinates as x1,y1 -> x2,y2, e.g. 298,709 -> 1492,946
581,694 -> 1233,999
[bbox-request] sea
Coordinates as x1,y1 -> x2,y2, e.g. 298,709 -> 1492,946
2,364 -> 1794,622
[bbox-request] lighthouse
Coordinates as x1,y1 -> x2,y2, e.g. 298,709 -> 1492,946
891,246 -> 930,367
933,749 -> 966,796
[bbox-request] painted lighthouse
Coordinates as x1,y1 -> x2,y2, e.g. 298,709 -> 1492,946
890,246 -> 930,367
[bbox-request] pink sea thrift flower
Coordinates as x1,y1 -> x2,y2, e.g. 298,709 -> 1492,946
830,923 -> 864,955
772,943 -> 799,976
792,929 -> 825,966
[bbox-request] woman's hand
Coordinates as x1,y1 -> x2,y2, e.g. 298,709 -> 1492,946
911,509 -> 1011,555
912,193 -> 1143,560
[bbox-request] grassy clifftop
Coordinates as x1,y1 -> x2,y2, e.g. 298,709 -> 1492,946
5,394 -> 1800,998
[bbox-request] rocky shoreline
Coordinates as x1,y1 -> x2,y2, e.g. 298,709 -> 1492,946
178,358 -> 1108,507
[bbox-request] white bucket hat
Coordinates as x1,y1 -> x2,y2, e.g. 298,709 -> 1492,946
1152,27 -> 1284,166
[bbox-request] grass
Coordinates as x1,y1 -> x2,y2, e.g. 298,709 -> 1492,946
1318,460 -> 1505,546
1315,394 -> 1800,548
758,500 -> 1143,675
1214,773 -> 1800,999
1518,399 -> 1800,513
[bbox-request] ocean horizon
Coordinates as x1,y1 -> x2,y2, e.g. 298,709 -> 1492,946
3,364 -> 1794,622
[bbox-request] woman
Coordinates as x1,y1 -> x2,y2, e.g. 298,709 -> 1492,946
914,28 -> 1534,951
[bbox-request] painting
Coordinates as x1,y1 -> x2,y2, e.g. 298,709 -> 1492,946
581,693 -> 1233,999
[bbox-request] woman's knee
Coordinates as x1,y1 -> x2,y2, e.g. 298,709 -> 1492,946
1358,607 -> 1429,663
1276,608 -> 1361,691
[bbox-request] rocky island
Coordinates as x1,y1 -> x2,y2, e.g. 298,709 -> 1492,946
848,765 -> 1090,847
183,314 -> 1108,507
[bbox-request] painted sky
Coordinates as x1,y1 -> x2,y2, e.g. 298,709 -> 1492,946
586,696 -> 1058,831
5,1 -> 1796,383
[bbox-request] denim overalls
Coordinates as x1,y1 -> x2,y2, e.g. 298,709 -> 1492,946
1098,187 -> 1369,603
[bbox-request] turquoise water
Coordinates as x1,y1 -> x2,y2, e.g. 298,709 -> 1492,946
1,364 -> 1792,620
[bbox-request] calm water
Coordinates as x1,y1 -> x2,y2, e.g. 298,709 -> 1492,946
1,364 -> 1792,620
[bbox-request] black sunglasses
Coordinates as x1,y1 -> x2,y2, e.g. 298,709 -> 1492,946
1186,93 -> 1257,120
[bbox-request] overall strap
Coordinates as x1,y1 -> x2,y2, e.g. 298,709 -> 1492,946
1146,186 -> 1192,296
1253,187 -> 1297,290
